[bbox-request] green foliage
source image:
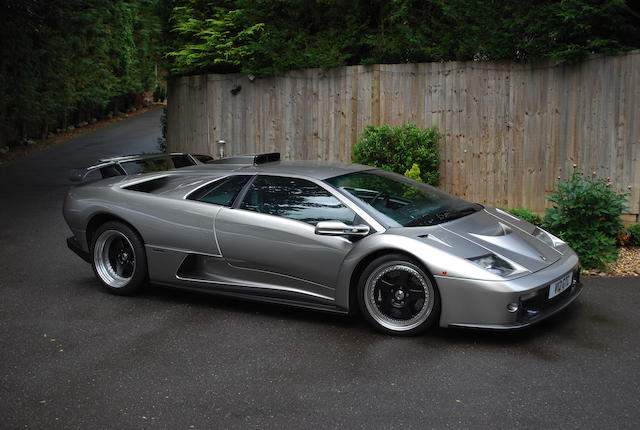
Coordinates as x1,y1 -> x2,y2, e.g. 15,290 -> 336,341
543,172 -> 629,270
403,163 -> 422,182
164,0 -> 640,76
0,0 -> 163,146
627,223 -> 640,247
505,208 -> 544,227
167,2 -> 264,74
153,85 -> 167,103
352,124 -> 440,186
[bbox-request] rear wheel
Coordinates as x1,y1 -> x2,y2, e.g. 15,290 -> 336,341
358,254 -> 440,335
91,221 -> 147,295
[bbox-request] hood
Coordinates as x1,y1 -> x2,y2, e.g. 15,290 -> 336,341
438,208 -> 562,272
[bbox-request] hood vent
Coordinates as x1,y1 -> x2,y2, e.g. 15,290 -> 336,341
469,222 -> 512,238
418,233 -> 452,248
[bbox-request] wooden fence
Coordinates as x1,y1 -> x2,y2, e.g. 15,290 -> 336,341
167,51 -> 640,221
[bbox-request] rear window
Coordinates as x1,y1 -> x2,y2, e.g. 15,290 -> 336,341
120,155 -> 195,174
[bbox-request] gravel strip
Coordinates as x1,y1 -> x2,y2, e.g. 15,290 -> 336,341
583,246 -> 640,277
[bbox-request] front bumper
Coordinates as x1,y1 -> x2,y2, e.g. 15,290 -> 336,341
435,252 -> 582,329
449,278 -> 582,330
67,236 -> 91,263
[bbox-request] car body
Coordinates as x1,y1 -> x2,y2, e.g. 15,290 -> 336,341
63,152 -> 582,335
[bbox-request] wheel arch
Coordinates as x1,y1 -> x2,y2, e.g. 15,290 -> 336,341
347,248 -> 438,314
85,213 -> 144,249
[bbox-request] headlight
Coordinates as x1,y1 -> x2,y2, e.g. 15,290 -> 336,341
467,254 -> 519,277
532,227 -> 564,248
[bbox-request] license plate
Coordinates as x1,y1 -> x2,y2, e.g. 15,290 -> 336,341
548,272 -> 572,299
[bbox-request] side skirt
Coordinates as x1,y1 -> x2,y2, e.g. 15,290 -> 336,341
151,281 -> 349,315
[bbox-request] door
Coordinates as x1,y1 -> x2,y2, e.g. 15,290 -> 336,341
214,175 -> 362,301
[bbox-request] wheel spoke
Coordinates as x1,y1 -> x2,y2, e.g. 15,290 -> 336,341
408,286 -> 426,306
401,304 -> 415,319
379,293 -> 392,315
379,278 -> 395,290
407,288 -> 425,300
122,261 -> 134,277
115,261 -> 125,276
394,270 -> 410,286
114,237 -> 125,252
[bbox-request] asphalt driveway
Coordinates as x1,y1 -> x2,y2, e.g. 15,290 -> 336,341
1,108 -> 639,429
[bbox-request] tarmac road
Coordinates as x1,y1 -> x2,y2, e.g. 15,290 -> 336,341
1,108 -> 639,429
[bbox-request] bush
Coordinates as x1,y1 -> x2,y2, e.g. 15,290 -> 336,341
352,124 -> 440,186
505,208 -> 544,226
627,223 -> 640,246
543,172 -> 628,270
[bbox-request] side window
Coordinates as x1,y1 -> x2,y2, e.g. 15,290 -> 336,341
171,154 -> 195,168
188,175 -> 251,207
100,165 -> 124,178
240,176 -> 356,225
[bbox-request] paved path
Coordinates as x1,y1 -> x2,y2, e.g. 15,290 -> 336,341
1,109 -> 639,428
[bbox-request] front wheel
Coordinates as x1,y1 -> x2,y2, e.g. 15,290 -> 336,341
91,221 -> 147,295
358,254 -> 440,336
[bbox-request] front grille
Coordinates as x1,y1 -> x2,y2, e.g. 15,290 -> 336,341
518,267 -> 580,322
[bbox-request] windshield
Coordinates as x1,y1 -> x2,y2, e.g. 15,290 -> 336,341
326,170 -> 482,227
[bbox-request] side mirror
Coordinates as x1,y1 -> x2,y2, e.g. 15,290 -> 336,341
315,221 -> 370,237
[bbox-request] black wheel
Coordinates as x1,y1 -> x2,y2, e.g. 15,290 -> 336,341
91,221 -> 147,295
358,254 -> 440,335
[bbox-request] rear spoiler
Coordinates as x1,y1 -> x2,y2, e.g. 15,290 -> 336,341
69,153 -> 214,182
207,152 -> 280,165
69,152 -> 281,182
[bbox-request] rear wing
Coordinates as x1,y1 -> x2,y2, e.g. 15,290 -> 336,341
69,153 -> 214,182
206,152 -> 280,165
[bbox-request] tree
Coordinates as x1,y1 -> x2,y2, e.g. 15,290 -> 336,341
164,0 -> 640,76
0,0 -> 163,146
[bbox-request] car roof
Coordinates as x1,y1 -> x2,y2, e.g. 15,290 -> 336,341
177,160 -> 375,180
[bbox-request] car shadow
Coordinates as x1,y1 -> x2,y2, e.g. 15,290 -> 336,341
72,277 -> 584,348
140,283 -> 364,330
433,305 -> 580,344
131,282 -> 581,345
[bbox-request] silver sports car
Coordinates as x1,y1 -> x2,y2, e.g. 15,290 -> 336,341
64,152 -> 582,335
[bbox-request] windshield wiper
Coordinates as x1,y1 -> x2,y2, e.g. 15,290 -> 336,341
405,206 -> 479,227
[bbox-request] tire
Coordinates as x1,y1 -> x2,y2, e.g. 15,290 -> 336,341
358,254 -> 440,336
91,221 -> 148,295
